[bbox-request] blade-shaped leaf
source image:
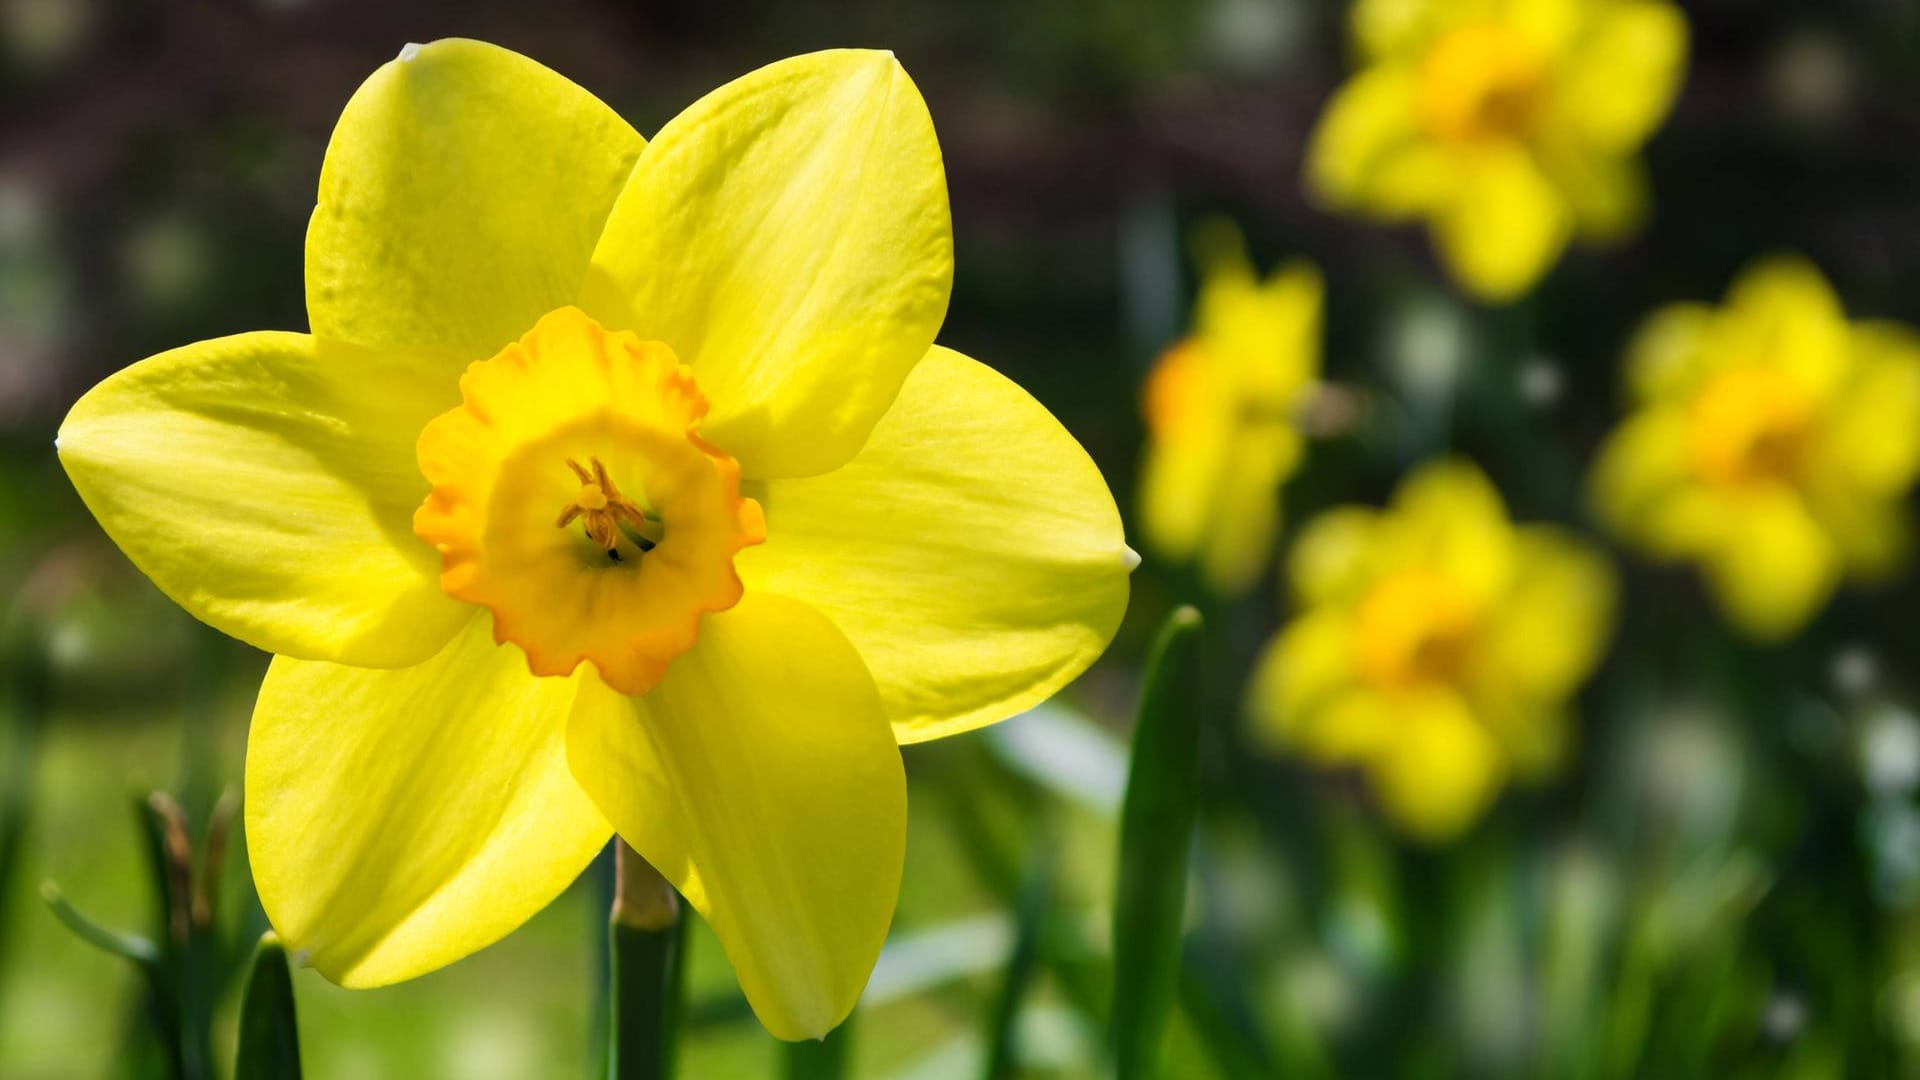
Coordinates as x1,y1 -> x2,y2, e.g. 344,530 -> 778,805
1110,606 -> 1204,1079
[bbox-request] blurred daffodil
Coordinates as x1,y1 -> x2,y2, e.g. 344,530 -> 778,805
1591,257 -> 1920,640
1140,231 -> 1322,595
1249,460 -> 1614,840
1306,0 -> 1688,302
56,41 -> 1132,1040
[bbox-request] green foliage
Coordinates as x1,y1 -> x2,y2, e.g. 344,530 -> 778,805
1111,607 -> 1205,1079
235,933 -> 302,1080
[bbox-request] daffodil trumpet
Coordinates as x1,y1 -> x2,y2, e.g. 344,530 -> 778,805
57,40 -> 1131,1040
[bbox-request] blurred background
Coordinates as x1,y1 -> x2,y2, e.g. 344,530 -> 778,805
6,0 -> 1920,1076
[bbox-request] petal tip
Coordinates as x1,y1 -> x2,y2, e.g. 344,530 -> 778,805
1122,545 -> 1143,572
397,41 -> 424,61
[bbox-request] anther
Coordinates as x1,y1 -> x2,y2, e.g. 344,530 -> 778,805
557,457 -> 654,560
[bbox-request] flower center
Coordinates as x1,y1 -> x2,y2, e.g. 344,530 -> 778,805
414,307 -> 765,694
1353,572 -> 1479,690
1688,367 -> 1813,486
1419,25 -> 1545,144
556,457 -> 659,560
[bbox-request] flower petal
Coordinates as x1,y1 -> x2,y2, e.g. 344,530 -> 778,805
1379,458 -> 1516,608
1287,506 -> 1382,606
1477,527 -> 1615,702
307,39 -> 645,358
1552,1 -> 1688,152
1704,484 -> 1839,640
1432,143 -> 1571,302
737,346 -> 1131,743
566,594 -> 904,1040
246,613 -> 610,987
1246,609 -> 1359,748
57,332 -> 469,667
582,49 -> 952,479
1305,66 -> 1426,217
1623,302 -> 1717,404
1198,423 -> 1302,595
1369,688 -> 1505,840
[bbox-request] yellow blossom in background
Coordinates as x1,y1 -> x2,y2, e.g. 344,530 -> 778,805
1248,460 -> 1614,840
1306,0 -> 1688,302
1590,257 -> 1920,640
55,41 -> 1132,1040
1139,231 -> 1322,596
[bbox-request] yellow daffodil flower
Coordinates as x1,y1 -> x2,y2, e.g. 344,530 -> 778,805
1139,234 -> 1322,596
1248,460 -> 1613,839
56,41 -> 1132,1039
1591,257 -> 1920,640
1306,0 -> 1688,302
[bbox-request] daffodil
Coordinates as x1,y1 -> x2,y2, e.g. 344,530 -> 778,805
56,40 -> 1131,1039
1305,0 -> 1688,302
1139,232 -> 1322,596
1591,257 -> 1920,640
1248,460 -> 1613,839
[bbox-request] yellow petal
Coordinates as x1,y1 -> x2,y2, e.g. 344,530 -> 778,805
583,50 -> 951,479
738,347 -> 1130,743
1369,688 -> 1505,841
1139,340 -> 1232,564
1551,1 -> 1688,152
1245,610 -> 1359,748
1198,424 -> 1302,595
1351,0 -> 1482,60
1432,143 -> 1570,302
1704,484 -> 1838,640
1298,687 -> 1401,765
57,332 -> 469,667
307,39 -> 644,358
1817,321 -> 1920,494
1588,409 -> 1691,550
1287,506 -> 1381,606
1477,526 -> 1615,701
1723,256 -> 1851,401
1305,68 -> 1460,221
1623,302 -> 1716,404
566,595 -> 904,1040
1379,458 -> 1516,607
247,613 -> 609,986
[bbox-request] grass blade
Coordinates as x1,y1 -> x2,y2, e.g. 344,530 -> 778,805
235,932 -> 301,1079
1111,606 -> 1205,1080
982,844 -> 1052,1079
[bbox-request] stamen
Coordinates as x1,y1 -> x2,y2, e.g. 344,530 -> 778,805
559,457 -> 657,561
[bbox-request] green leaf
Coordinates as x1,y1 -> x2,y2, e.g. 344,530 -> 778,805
40,880 -> 160,967
235,932 -> 302,1079
1110,606 -> 1205,1080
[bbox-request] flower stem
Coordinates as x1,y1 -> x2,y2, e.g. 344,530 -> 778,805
781,1012 -> 853,1079
608,839 -> 684,1080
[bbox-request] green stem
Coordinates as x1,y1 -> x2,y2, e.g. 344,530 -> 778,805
608,839 -> 684,1080
782,1013 -> 853,1079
